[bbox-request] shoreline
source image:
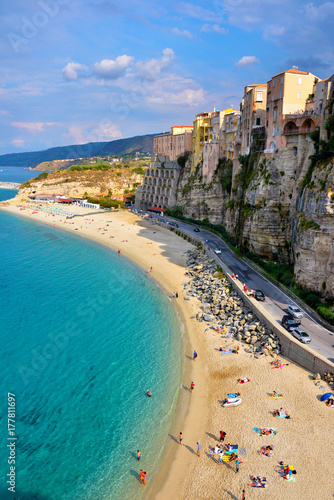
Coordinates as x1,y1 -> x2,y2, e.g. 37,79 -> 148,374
0,201 -> 208,499
1,200 -> 334,500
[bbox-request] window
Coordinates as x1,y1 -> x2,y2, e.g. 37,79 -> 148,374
298,77 -> 302,85
273,125 -> 276,135
297,92 -> 301,99
293,147 -> 297,156
256,117 -> 261,125
273,107 -> 277,122
272,94 -> 275,101
270,140 -> 276,153
256,92 -> 263,101
281,76 -> 283,84
280,91 -> 283,99
273,80 -> 275,87
268,82 -> 271,89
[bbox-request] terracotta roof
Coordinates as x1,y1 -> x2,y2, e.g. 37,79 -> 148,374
246,84 -> 267,88
271,68 -> 310,79
171,125 -> 193,128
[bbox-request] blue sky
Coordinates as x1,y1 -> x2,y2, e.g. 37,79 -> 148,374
1,0 -> 333,154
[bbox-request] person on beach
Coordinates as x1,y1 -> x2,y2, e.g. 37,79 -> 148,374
193,351 -> 198,361
235,457 -> 242,473
142,470 -> 147,485
179,432 -> 183,445
196,442 -> 201,457
220,430 -> 226,443
139,470 -> 144,484
190,382 -> 195,393
218,449 -> 224,464
146,390 -> 152,397
137,450 -> 141,461
242,489 -> 246,499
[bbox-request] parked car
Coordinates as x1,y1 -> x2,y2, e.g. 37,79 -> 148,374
281,315 -> 301,332
292,328 -> 311,344
287,305 -> 303,319
214,249 -> 222,254
194,227 -> 200,232
169,222 -> 179,228
254,290 -> 265,301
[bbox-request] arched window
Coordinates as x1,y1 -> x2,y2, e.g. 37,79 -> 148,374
270,141 -> 276,153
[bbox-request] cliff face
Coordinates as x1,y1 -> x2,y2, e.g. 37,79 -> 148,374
176,159 -> 231,223
176,135 -> 334,297
13,169 -> 143,202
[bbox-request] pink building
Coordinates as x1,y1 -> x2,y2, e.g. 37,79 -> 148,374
265,69 -> 320,153
154,126 -> 193,161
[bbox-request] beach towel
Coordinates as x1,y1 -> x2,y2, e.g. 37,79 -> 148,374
222,444 -> 238,461
254,427 -> 277,436
238,378 -> 250,384
269,394 -> 283,399
221,348 -> 232,356
274,411 -> 290,419
227,392 -> 240,398
249,477 -> 267,488
278,470 -> 296,482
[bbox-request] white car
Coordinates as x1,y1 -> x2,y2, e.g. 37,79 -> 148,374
292,328 -> 311,344
214,249 -> 222,254
287,305 -> 303,319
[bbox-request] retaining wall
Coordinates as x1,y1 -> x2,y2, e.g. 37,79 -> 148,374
208,249 -> 334,376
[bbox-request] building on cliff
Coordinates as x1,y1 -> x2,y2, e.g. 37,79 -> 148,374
153,126 -> 193,161
194,108 -> 235,175
134,155 -> 180,212
265,68 -> 320,153
219,110 -> 240,160
237,84 -> 267,156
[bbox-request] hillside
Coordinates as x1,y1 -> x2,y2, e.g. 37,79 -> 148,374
14,165 -> 144,201
0,134 -> 159,168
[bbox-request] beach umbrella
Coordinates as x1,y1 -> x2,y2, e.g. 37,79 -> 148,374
320,393 -> 332,401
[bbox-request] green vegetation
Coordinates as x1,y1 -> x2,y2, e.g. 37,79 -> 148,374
68,162 -> 113,172
86,197 -> 124,209
177,151 -> 191,168
132,167 -> 145,175
34,172 -> 49,180
215,157 -> 233,194
298,215 -> 321,231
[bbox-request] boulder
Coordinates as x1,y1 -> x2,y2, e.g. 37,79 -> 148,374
203,314 -> 215,322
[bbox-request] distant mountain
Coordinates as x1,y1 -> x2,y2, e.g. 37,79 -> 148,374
0,134 -> 159,168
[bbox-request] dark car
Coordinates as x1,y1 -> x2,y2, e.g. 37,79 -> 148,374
194,228 -> 200,232
281,315 -> 301,332
254,290 -> 265,301
169,222 -> 179,228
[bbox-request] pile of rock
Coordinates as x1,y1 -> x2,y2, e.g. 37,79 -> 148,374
183,249 -> 282,357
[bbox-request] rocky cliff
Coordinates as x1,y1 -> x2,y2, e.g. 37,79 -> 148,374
12,168 -> 143,202
176,135 -> 334,297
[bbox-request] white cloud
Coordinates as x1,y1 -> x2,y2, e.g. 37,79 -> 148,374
177,2 -> 219,22
92,55 -> 134,79
135,48 -> 175,81
236,55 -> 260,68
11,122 -> 55,133
62,62 -> 88,81
147,88 -> 206,106
171,28 -> 193,38
11,139 -> 25,147
201,24 -> 228,34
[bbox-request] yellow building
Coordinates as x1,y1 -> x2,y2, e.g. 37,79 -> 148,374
192,107 -> 234,171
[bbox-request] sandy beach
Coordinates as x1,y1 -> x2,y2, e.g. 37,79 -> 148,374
1,200 -> 334,500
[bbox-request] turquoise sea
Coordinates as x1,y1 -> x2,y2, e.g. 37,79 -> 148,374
0,176 -> 182,499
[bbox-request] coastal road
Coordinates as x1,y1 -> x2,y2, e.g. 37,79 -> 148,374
162,217 -> 334,363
